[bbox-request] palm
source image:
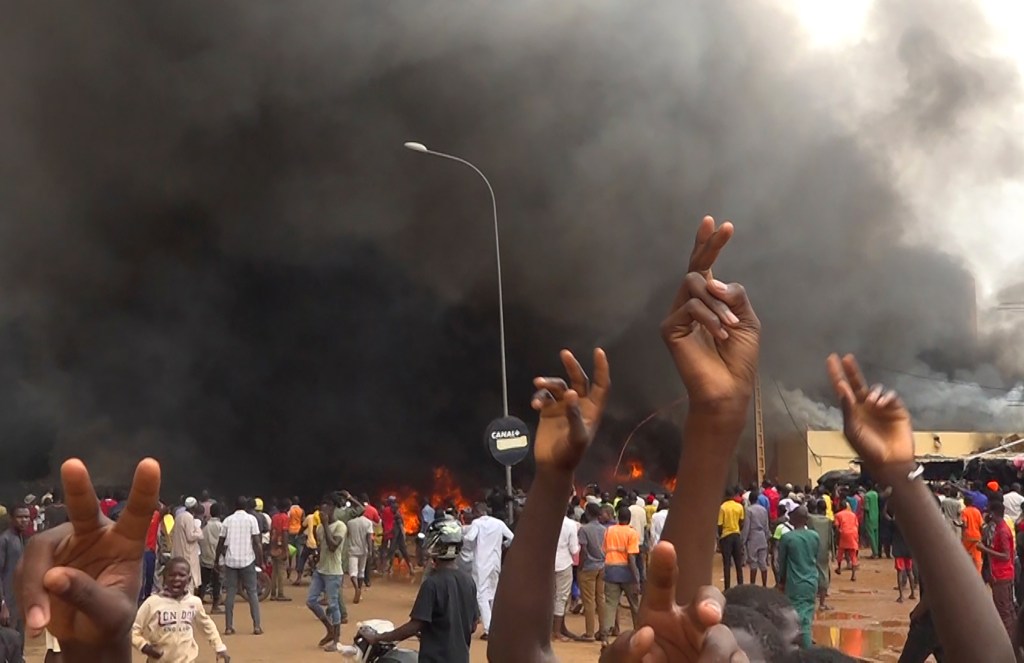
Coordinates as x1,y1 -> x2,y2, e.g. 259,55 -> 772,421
843,401 -> 914,467
49,527 -> 143,642
827,354 -> 915,468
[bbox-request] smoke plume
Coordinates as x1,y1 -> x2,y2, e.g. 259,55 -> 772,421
0,0 -> 1021,496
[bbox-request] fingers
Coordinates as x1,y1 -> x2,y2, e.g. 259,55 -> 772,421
840,353 -> 869,400
590,348 -> 611,406
61,459 -> 102,535
688,216 -> 735,277
14,530 -> 60,635
564,390 -> 590,443
641,542 -> 678,613
42,567 -> 135,635
697,624 -> 749,663
533,377 -> 568,401
706,279 -> 757,327
686,585 -> 727,630
826,354 -> 855,409
600,626 -> 656,663
113,458 -> 161,542
561,350 -> 590,396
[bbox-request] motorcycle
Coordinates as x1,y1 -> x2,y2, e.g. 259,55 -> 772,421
214,559 -> 272,603
351,621 -> 418,663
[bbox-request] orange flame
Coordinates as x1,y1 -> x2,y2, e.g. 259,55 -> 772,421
614,458 -> 676,494
382,466 -> 475,535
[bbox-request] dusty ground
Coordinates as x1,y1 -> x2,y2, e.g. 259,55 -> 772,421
25,556 -> 921,662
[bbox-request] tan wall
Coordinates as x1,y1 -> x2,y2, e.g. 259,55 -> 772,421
773,430 -> 1010,485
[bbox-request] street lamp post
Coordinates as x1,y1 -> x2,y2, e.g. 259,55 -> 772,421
404,142 -> 515,519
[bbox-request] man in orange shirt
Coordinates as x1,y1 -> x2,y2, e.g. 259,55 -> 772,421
960,494 -> 983,574
834,499 -> 860,582
602,507 -> 641,634
287,497 -> 304,580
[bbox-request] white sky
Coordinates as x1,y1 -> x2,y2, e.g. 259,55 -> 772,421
780,0 -> 1024,304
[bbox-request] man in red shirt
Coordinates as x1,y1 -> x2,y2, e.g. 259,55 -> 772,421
378,497 -> 396,574
141,508 -> 161,603
980,500 -> 1015,636
270,499 -> 292,601
762,481 -> 780,521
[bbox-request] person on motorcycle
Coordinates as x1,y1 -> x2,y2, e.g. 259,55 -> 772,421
361,515 -> 478,663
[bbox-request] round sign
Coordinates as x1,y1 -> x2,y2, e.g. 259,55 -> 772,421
486,416 -> 531,467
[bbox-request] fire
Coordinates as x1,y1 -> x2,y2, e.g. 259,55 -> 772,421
614,458 -> 677,494
381,466 -> 474,535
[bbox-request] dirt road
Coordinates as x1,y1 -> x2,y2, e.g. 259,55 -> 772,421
25,556 -> 917,662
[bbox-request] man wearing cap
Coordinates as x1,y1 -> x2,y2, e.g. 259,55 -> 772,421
172,497 -> 204,591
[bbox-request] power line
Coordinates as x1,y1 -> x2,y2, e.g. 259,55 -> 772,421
860,361 -> 1021,395
772,378 -> 823,466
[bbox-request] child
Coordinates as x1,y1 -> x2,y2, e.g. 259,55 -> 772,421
132,557 -> 230,663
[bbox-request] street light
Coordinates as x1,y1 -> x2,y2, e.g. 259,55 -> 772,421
405,141 -> 518,518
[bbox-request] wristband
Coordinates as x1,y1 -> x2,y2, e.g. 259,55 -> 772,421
907,464 -> 924,481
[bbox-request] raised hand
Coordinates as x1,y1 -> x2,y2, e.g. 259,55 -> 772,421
826,354 -> 914,470
600,543 -> 748,663
531,348 -> 610,474
688,216 -> 734,280
16,458 -> 160,655
661,272 -> 759,409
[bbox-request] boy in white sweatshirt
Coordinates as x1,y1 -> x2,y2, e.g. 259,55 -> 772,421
132,557 -> 230,663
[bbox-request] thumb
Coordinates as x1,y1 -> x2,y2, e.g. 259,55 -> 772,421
707,280 -> 758,327
43,567 -> 135,635
600,627 -> 655,663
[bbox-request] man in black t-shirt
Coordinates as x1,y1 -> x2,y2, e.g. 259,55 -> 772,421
363,515 -> 478,663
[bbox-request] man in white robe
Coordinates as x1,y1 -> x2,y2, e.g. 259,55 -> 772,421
171,497 -> 204,592
462,502 -> 513,638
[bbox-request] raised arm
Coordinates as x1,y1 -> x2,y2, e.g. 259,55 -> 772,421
488,349 -> 610,663
658,217 -> 760,603
827,353 -> 1014,663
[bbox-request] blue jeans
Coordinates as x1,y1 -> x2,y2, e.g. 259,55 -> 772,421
306,570 -> 343,625
224,563 -> 261,630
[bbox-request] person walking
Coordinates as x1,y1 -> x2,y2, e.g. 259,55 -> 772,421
171,497 -> 203,594
216,496 -> 264,635
777,506 -> 820,648
576,502 -> 607,641
199,503 -> 225,613
807,499 -> 834,610
305,495 -> 347,651
742,488 -> 770,587
552,507 -> 581,641
346,511 -> 373,604
462,503 -> 513,640
0,505 -> 30,661
269,498 -> 291,601
602,507 -> 641,636
864,484 -> 880,558
718,487 -> 745,590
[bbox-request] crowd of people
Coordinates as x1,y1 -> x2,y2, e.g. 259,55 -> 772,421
0,217 -> 1020,662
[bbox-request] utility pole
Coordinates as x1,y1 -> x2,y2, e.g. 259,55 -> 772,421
754,374 -> 766,484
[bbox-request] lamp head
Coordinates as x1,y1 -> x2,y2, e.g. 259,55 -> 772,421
404,142 -> 428,152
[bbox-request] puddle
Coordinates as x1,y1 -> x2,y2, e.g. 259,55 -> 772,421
821,611 -> 869,621
812,625 -> 905,658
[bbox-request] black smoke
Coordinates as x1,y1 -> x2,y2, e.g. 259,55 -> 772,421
0,1 -> 1021,496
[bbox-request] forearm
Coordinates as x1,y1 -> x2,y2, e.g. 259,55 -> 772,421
489,469 -> 569,663
882,465 -> 1014,662
379,619 -> 423,643
628,556 -> 639,583
662,407 -> 747,603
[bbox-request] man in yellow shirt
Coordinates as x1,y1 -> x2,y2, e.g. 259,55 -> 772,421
293,509 -> 320,585
718,487 -> 746,590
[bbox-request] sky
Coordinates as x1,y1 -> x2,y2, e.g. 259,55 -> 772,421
784,0 -> 1024,305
